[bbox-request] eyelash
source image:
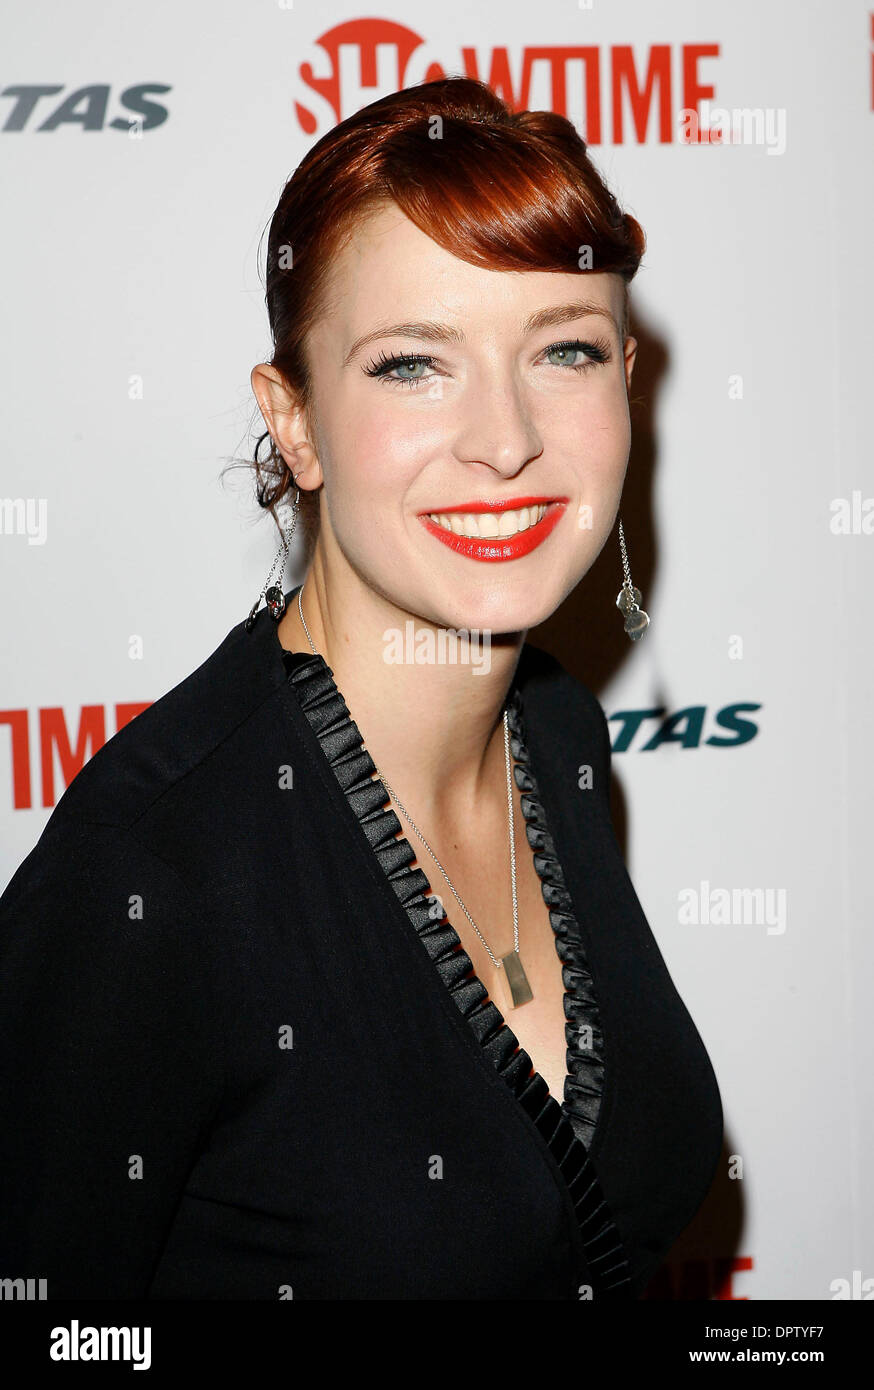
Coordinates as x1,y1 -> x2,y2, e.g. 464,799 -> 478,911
362,337 -> 612,387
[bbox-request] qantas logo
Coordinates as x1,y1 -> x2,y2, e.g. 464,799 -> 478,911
0,83 -> 170,132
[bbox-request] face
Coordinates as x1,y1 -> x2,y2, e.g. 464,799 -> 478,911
254,200 -> 637,635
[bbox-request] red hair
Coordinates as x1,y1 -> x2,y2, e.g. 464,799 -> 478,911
250,75 -> 646,552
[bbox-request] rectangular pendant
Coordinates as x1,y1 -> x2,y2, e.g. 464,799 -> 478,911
501,951 -> 534,1008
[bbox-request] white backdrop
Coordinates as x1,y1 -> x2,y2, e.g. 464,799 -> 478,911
1,0 -> 872,1301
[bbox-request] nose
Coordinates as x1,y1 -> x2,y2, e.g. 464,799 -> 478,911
451,369 -> 543,477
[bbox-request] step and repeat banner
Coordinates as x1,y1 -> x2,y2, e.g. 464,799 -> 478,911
1,1 -> 871,1301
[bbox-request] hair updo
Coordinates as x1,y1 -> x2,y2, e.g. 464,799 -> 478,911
250,74 -> 645,560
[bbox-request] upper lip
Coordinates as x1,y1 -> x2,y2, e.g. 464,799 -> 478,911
419,496 -> 567,515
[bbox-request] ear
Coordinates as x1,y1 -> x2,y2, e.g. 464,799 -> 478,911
250,364 -> 322,490
622,336 -> 637,394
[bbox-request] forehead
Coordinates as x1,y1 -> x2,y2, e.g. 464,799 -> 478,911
316,201 -> 623,339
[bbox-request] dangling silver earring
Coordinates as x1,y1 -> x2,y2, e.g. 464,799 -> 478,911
245,484 -> 301,631
616,519 -> 649,641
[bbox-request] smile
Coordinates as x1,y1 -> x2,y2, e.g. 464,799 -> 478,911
418,497 -> 568,562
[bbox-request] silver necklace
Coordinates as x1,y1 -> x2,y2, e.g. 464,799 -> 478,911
296,584 -> 533,1009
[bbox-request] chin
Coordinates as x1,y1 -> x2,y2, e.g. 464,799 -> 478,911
409,579 -> 564,640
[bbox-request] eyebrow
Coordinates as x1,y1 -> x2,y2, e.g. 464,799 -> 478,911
343,299 -> 619,365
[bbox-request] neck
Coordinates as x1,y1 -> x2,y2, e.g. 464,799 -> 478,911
277,554 -> 525,835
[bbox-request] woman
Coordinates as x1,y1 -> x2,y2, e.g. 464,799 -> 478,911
0,76 -> 722,1300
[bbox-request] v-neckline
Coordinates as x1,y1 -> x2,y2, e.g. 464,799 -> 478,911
252,584 -> 631,1297
273,607 -> 575,1110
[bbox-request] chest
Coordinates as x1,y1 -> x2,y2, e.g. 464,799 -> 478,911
416,816 -> 573,1105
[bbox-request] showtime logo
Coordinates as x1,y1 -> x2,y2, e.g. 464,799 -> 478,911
294,17 -> 724,144
642,1255 -> 754,1300
0,704 -> 149,810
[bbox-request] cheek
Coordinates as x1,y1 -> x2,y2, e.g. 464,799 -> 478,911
317,397 -> 429,537
554,380 -> 630,479
548,385 -> 630,539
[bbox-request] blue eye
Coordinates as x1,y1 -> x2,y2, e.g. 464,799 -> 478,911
362,336 -> 611,387
390,358 -> 429,382
544,338 -> 611,371
364,352 -> 434,387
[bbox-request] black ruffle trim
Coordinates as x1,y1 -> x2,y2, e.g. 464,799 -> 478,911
504,691 -> 606,1153
283,648 -> 631,1299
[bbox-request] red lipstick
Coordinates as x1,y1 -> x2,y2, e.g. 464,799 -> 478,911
418,497 -> 568,563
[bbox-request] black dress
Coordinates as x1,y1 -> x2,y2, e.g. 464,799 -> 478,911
0,584 -> 723,1299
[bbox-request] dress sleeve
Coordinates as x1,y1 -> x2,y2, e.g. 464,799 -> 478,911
0,820 -> 225,1298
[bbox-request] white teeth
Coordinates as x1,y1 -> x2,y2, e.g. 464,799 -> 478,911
427,504 -> 549,538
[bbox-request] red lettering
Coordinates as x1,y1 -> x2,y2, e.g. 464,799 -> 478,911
0,710 -> 31,810
115,701 -> 151,732
611,45 -> 672,143
683,43 -> 722,143
39,705 -> 106,807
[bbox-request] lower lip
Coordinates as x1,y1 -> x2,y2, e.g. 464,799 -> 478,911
418,502 -> 566,562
